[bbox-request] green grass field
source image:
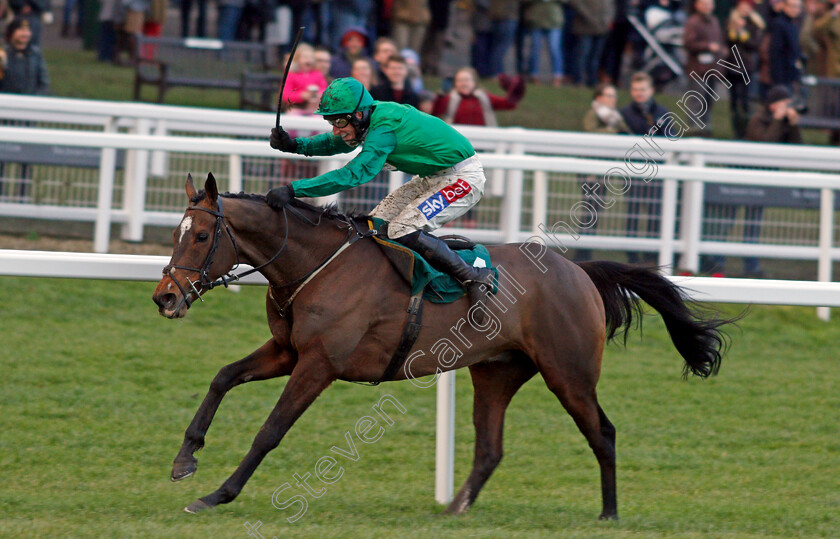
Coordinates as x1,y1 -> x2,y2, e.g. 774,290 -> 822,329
2,276 -> 838,538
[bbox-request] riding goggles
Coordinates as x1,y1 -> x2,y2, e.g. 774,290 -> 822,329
325,114 -> 353,128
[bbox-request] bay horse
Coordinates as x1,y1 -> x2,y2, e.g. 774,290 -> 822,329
152,173 -> 730,518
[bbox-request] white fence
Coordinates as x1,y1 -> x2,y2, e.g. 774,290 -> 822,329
2,126 -> 840,274
8,249 -> 840,306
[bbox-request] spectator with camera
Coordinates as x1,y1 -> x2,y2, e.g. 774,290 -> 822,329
747,84 -> 804,142
742,85 -> 802,275
702,85 -> 802,277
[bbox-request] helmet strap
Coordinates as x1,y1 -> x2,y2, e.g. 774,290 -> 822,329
348,108 -> 372,147
351,89 -> 365,114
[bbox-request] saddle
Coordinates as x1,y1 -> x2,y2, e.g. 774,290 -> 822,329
367,218 -> 495,304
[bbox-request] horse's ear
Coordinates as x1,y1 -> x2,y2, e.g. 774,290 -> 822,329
205,173 -> 219,203
186,174 -> 197,200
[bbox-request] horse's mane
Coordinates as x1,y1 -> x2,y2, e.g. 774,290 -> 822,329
190,190 -> 370,223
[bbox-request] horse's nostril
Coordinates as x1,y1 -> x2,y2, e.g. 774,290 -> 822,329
155,293 -> 177,309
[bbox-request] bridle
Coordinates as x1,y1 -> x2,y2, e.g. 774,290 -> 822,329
162,196 -> 372,314
163,196 -> 246,311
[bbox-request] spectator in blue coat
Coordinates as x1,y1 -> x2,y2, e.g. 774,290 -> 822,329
769,0 -> 804,88
0,18 -> 48,200
619,72 -> 670,135
216,0 -> 244,41
0,18 -> 49,95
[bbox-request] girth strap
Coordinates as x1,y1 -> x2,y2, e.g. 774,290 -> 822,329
374,288 -> 425,385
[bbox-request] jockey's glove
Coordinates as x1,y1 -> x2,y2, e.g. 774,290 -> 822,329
267,184 -> 295,209
270,127 -> 298,153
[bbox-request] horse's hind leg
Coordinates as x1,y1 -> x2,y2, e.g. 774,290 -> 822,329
541,365 -> 618,520
444,353 -> 537,515
171,339 -> 296,481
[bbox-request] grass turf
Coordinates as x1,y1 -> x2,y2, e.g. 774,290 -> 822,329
1,275 -> 838,538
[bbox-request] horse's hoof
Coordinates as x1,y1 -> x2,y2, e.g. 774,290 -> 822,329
598,512 -> 619,521
442,499 -> 470,516
184,499 -> 213,514
171,458 -> 197,482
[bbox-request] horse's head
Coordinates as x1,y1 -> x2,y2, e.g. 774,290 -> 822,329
152,173 -> 238,318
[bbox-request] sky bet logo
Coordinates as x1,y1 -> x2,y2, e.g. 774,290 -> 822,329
417,178 -> 472,220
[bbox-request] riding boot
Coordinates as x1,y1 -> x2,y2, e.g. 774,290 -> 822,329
395,231 -> 495,323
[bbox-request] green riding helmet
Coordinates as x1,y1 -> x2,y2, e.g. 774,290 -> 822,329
314,77 -> 375,116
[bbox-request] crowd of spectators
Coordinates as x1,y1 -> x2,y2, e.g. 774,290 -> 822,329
4,1 -> 840,129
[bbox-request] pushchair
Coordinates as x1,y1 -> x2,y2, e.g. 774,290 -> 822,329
627,4 -> 686,89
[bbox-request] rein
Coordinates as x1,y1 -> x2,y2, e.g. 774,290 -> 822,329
164,197 -> 374,312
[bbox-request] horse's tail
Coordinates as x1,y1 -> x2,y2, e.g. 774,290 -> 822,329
576,261 -> 733,378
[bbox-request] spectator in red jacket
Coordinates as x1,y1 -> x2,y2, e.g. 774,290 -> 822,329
432,67 -> 525,126
330,27 -> 371,79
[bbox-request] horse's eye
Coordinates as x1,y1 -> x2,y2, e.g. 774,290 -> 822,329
196,232 -> 210,242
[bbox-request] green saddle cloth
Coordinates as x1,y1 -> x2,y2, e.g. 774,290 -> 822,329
369,217 -> 497,304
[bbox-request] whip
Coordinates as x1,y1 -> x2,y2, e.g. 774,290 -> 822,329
276,26 -> 306,128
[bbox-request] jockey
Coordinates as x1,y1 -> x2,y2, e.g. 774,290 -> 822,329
267,77 -> 495,314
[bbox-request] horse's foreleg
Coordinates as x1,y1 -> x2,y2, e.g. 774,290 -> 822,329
184,359 -> 334,513
444,354 -> 537,515
171,339 -> 296,481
